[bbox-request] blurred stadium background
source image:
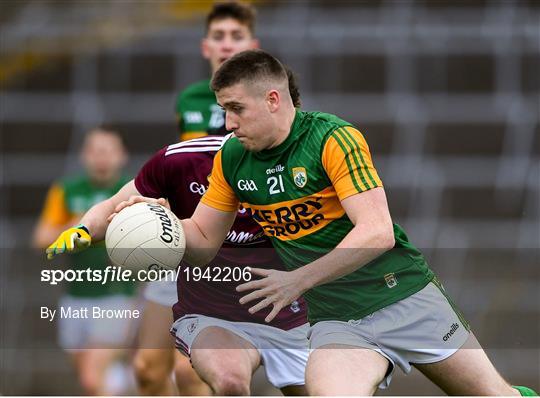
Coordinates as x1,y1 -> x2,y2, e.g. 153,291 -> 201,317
1,0 -> 538,395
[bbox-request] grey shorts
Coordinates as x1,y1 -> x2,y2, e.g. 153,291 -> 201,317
171,314 -> 309,389
309,281 -> 470,389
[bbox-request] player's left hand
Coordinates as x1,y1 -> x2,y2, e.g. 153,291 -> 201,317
236,268 -> 305,323
46,224 -> 91,260
107,196 -> 169,222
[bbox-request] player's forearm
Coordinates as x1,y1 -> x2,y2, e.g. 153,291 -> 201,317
181,203 -> 236,267
79,198 -> 118,242
80,180 -> 139,242
180,218 -> 220,267
294,222 -> 395,292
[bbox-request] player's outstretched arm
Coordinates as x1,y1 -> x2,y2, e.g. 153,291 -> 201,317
180,202 -> 236,267
46,180 -> 140,259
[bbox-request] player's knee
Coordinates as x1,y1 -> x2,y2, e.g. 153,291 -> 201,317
133,350 -> 169,391
210,372 -> 250,396
477,382 -> 522,396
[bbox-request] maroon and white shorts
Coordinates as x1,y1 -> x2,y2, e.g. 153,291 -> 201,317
171,314 -> 309,388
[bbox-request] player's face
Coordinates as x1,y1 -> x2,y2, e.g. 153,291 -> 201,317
202,18 -> 259,73
216,83 -> 276,152
81,131 -> 127,184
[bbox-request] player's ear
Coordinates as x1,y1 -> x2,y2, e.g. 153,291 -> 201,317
201,38 -> 211,60
266,90 -> 280,113
250,38 -> 260,49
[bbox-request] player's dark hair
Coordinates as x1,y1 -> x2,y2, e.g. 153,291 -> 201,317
285,67 -> 301,108
211,49 -> 288,94
206,1 -> 256,34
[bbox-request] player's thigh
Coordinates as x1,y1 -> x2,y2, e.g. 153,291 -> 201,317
414,333 -> 518,396
137,299 -> 175,349
306,344 -> 389,396
190,326 -> 260,387
134,300 -> 176,380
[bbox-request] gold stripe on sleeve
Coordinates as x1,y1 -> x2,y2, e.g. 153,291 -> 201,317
342,126 -> 382,188
200,150 -> 239,212
180,131 -> 209,142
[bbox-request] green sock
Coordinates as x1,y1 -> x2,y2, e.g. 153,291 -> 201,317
513,386 -> 539,396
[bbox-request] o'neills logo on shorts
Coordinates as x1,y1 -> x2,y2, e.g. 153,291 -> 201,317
443,323 -> 459,341
187,319 -> 198,334
147,203 -> 178,245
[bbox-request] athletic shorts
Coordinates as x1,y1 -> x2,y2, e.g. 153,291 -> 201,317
58,294 -> 137,350
143,280 -> 177,307
171,314 -> 309,388
309,281 -> 470,389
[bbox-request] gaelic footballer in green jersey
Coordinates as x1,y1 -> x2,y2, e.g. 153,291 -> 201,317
202,110 -> 434,324
174,2 -> 259,142
175,79 -> 228,141
188,49 -> 537,396
35,128 -> 138,396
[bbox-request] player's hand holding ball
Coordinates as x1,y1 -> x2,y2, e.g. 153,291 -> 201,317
107,195 -> 170,223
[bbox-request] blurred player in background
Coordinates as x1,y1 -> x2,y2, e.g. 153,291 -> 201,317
133,2 -> 260,395
175,1 -> 259,142
33,127 -> 137,395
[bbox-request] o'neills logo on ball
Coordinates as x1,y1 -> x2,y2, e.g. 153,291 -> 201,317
147,204 -> 179,245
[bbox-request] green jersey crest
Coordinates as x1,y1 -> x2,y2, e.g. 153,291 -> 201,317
292,167 -> 307,188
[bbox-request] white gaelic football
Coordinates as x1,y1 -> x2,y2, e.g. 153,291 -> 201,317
105,202 -> 185,271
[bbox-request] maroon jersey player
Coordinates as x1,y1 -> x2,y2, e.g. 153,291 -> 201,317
50,135 -> 309,395
134,136 -> 307,331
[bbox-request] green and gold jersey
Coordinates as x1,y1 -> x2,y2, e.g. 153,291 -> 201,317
175,79 -> 227,141
202,110 -> 434,324
39,175 -> 137,298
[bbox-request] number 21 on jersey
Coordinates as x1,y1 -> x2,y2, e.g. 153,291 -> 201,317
267,175 -> 285,195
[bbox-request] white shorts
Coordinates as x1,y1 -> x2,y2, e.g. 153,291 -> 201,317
171,314 -> 309,389
309,281 -> 470,389
58,294 -> 137,350
143,280 -> 177,307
